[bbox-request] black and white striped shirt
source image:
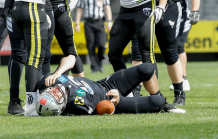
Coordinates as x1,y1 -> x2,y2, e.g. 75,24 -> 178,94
77,0 -> 110,19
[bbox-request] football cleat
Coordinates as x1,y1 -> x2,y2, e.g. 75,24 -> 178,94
7,98 -> 25,115
163,102 -> 186,113
172,90 -> 185,105
169,79 -> 190,91
24,104 -> 39,116
132,85 -> 142,97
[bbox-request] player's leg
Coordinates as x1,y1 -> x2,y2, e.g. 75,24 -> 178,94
7,16 -> 26,115
84,22 -> 99,73
13,2 -> 48,116
115,95 -> 165,114
53,3 -> 81,74
177,10 -> 191,91
156,2 -> 185,105
42,10 -> 54,74
95,20 -> 107,73
0,12 -> 8,65
71,55 -> 84,77
108,17 -> 135,72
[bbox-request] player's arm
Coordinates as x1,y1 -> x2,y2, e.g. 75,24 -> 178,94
67,0 -> 79,12
74,8 -> 84,33
149,0 -> 167,24
189,0 -> 200,25
103,5 -> 112,33
45,55 -> 76,86
106,89 -> 120,106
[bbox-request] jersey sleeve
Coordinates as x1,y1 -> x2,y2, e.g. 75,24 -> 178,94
103,0 -> 110,6
76,0 -> 85,8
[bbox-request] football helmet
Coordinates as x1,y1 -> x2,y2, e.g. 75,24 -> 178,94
36,84 -> 68,116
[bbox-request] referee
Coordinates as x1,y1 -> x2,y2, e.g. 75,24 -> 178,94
75,0 -> 112,73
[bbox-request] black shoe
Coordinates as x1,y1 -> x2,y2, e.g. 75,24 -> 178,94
91,70 -> 98,74
172,90 -> 185,105
163,101 -> 186,113
99,62 -> 104,73
7,98 -> 25,115
132,85 -> 142,97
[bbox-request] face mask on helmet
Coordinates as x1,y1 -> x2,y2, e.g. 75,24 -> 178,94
36,84 -> 68,116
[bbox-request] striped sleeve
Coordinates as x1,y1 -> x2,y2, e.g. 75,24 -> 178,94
103,0 -> 110,5
77,0 -> 85,8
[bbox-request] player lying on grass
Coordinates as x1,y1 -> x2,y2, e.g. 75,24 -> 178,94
35,63 -> 186,116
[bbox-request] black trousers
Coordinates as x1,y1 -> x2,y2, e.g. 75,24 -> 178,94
12,2 -> 48,92
97,63 -> 165,114
0,8 -> 8,65
108,2 -> 156,72
53,3 -> 84,74
84,19 -> 106,71
155,2 -> 182,65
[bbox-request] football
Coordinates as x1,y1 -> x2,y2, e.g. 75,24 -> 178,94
96,100 -> 115,115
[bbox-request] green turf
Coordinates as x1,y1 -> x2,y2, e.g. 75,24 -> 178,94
0,62 -> 218,138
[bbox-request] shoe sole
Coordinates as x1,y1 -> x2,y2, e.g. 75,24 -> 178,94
172,103 -> 185,106
7,112 -> 25,115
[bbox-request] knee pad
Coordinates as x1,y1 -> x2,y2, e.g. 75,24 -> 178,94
43,51 -> 52,64
138,63 -> 154,81
149,95 -> 165,107
159,39 -> 179,65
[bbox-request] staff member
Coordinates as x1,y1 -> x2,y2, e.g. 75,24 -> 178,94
75,0 -> 112,73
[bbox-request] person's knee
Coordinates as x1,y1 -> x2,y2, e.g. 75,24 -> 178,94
149,95 -> 165,107
43,51 -> 52,64
138,63 -> 154,81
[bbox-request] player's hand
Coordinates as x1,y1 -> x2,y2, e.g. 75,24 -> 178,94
0,7 -> 12,17
149,6 -> 165,24
45,72 -> 61,86
107,21 -> 112,33
189,11 -> 200,25
106,89 -> 120,106
75,24 -> 81,32
46,14 -> 51,29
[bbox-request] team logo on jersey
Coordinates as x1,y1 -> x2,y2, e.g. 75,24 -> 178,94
74,96 -> 84,105
57,75 -> 68,83
27,94 -> 33,105
169,20 -> 175,28
58,4 -> 65,12
40,97 -> 47,105
13,6 -> 16,10
143,8 -> 151,16
75,89 -> 86,97
80,80 -> 94,95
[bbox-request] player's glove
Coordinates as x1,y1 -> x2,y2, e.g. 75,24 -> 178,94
68,0 -> 79,12
189,11 -> 200,25
149,6 -> 165,24
46,14 -> 51,29
0,7 -> 13,17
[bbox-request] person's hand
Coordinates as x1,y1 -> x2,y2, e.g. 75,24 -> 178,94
75,24 -> 80,32
0,7 -> 12,17
107,21 -> 112,33
189,11 -> 200,25
46,14 -> 51,29
149,6 -> 165,24
106,89 -> 120,106
45,72 -> 61,86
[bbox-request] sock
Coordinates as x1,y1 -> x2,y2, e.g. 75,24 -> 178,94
10,88 -> 19,102
26,92 -> 38,105
173,82 -> 183,91
150,90 -> 164,98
